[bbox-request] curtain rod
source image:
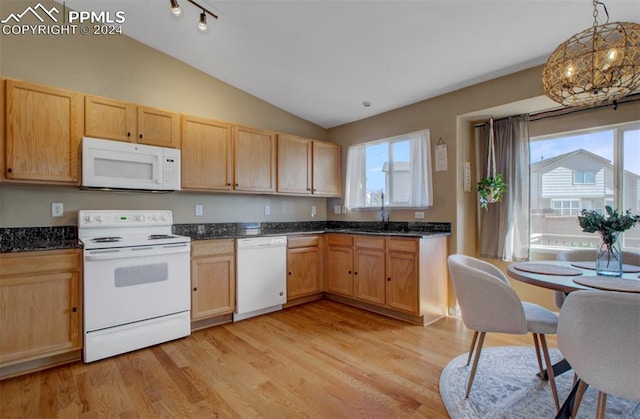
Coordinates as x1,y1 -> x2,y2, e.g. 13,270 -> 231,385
474,93 -> 639,127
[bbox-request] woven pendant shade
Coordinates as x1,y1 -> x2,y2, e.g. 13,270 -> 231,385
542,21 -> 640,107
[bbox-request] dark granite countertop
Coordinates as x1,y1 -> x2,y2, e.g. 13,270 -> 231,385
1,221 -> 451,253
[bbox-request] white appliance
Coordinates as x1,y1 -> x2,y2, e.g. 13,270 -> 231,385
82,137 -> 181,191
79,210 -> 191,363
234,236 -> 287,321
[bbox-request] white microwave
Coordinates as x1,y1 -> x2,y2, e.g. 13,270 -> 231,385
81,137 -> 181,191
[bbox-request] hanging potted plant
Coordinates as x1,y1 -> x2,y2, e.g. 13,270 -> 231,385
477,173 -> 506,210
477,118 -> 507,210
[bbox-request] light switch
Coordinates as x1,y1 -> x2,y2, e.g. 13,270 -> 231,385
195,204 -> 203,216
311,206 -> 317,217
264,205 -> 271,215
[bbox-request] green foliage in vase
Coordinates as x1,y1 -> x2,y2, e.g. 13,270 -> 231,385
577,206 -> 639,246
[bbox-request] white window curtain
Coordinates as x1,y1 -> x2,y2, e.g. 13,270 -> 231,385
344,130 -> 433,209
408,130 -> 433,207
344,144 -> 367,208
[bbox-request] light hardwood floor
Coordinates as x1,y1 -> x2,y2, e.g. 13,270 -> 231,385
0,300 -> 555,418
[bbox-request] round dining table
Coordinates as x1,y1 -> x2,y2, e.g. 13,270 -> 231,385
507,260 -> 640,294
506,260 -> 640,418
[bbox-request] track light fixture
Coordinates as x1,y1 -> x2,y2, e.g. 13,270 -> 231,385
168,0 -> 218,30
198,11 -> 207,31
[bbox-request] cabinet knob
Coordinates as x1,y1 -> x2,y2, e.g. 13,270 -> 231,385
387,277 -> 391,282
139,134 -> 143,139
7,168 -> 12,173
279,291 -> 284,296
227,183 -> 231,186
354,272 -> 358,275
127,132 -> 131,137
348,270 -> 352,274
72,307 -> 77,312
288,272 -> 292,275
193,287 -> 197,291
235,183 -> 239,187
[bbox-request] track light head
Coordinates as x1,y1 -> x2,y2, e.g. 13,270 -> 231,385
170,0 -> 181,16
198,10 -> 207,31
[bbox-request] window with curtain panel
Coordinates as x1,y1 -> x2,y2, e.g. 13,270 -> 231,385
344,129 -> 433,209
530,121 -> 640,251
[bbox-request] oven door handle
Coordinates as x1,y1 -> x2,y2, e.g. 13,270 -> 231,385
85,243 -> 190,261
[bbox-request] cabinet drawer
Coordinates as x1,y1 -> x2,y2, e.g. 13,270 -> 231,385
191,239 -> 234,257
0,250 -> 80,277
354,237 -> 385,250
387,238 -> 418,253
327,234 -> 353,247
287,235 -> 320,249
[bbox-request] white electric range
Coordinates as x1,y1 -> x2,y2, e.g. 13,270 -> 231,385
78,210 -> 191,363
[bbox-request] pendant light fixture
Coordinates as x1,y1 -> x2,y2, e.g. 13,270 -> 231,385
168,0 -> 218,30
542,0 -> 640,107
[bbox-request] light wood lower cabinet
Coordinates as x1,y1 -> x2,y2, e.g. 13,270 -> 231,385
190,239 -> 235,330
286,235 -> 323,302
325,234 -> 448,325
0,249 -> 82,380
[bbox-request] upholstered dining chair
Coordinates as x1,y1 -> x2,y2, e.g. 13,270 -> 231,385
447,254 -> 560,410
554,249 -> 640,308
558,290 -> 640,419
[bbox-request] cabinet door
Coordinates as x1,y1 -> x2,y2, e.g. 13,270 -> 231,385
137,106 -> 180,148
85,95 -> 136,142
312,141 -> 341,196
5,80 -> 82,183
277,134 -> 312,194
234,126 -> 276,192
354,248 -> 386,305
386,251 -> 419,314
0,272 -> 81,365
191,254 -> 235,319
287,247 -> 321,298
181,115 -> 233,191
326,246 -> 354,296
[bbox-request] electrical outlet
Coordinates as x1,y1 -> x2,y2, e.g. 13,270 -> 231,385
264,205 -> 271,215
311,206 -> 317,217
341,206 -> 347,214
334,205 -> 342,215
414,211 -> 425,219
51,203 -> 64,217
195,204 -> 204,216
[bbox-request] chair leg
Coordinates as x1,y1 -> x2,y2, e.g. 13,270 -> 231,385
595,392 -> 608,419
531,333 -> 545,378
571,379 -> 588,419
465,331 -> 486,399
539,334 -> 560,411
466,331 -> 478,366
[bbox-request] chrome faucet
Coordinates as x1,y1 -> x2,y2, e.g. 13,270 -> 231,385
380,192 -> 389,230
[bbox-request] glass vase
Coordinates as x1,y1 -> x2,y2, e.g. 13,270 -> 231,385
595,232 -> 623,277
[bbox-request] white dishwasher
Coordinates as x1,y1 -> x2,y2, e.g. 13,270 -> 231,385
234,236 -> 287,321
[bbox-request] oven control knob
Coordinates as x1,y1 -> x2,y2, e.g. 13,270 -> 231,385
136,215 -> 145,222
84,215 -> 94,223
96,215 -> 104,223
152,215 -> 159,221
160,214 -> 167,221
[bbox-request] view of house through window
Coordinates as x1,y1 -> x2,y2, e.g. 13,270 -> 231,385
530,121 -> 640,252
344,130 -> 432,209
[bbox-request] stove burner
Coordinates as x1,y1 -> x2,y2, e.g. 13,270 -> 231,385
148,234 -> 175,240
92,236 -> 123,243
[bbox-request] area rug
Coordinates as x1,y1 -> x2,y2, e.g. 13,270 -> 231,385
439,346 -> 640,418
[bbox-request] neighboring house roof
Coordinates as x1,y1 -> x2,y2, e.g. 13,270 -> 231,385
381,161 -> 410,172
530,149 -> 611,172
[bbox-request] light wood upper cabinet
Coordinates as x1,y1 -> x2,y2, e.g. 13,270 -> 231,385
4,79 -> 82,184
277,134 -> 341,197
84,95 -> 136,142
190,239 -> 236,326
0,249 -> 82,379
181,115 -> 233,191
234,126 -> 276,192
312,140 -> 341,196
137,106 -> 180,148
277,134 -> 312,194
85,95 -> 180,148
